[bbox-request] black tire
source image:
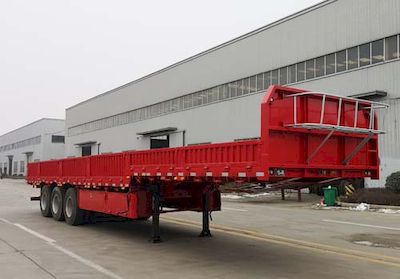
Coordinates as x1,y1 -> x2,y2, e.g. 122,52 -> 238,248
51,187 -> 65,221
64,188 -> 84,226
40,186 -> 52,217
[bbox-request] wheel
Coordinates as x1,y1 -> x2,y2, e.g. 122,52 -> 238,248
64,188 -> 84,226
40,186 -> 52,217
51,187 -> 65,221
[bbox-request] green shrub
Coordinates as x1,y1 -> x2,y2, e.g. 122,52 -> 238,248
385,171 -> 400,193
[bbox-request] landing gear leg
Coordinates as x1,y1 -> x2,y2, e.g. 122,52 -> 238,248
199,190 -> 212,237
151,185 -> 162,243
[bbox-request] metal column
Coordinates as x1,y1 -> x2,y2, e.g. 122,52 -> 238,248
151,184 -> 162,243
199,190 -> 212,237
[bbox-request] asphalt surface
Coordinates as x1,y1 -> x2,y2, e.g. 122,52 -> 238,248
0,179 -> 399,279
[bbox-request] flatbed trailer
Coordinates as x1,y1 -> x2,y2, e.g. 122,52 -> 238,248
27,85 -> 388,241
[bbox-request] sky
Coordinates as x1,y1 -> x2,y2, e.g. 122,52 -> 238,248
0,0 -> 322,135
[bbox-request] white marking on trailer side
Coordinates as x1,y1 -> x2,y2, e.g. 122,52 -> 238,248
167,172 -> 172,176
221,172 -> 229,177
238,172 -> 246,177
256,172 -> 265,177
156,172 -> 162,176
190,172 -> 196,177
206,172 -> 213,177
178,172 -> 184,177
133,172 -> 138,176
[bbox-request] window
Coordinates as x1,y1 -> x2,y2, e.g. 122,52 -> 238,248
271,70 -> 279,85
325,53 -> 335,75
372,39 -> 384,64
249,75 -> 257,93
256,73 -> 264,91
347,47 -> 359,69
385,35 -> 398,60
229,82 -> 238,97
279,67 -> 287,85
20,161 -> 25,173
193,92 -> 202,106
306,59 -> 315,79
217,85 -> 224,100
264,71 -> 271,89
359,43 -> 371,66
288,64 -> 296,84
336,50 -> 347,72
296,62 -> 305,81
51,135 -> 65,143
222,84 -> 229,99
242,78 -> 250,95
315,56 -> 325,77
82,145 -> 92,157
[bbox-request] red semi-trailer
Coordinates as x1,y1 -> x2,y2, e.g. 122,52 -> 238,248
27,86 -> 388,242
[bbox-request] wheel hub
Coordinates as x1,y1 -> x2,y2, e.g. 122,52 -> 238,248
65,196 -> 73,218
52,194 -> 60,214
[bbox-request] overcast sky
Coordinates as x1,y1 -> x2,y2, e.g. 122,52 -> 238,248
0,0 -> 321,135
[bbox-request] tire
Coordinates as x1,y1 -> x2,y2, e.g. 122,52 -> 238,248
64,188 -> 84,226
51,187 -> 65,221
40,186 -> 52,217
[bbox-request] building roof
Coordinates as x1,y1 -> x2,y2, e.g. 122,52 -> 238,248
67,0 -> 336,111
0,118 -> 65,138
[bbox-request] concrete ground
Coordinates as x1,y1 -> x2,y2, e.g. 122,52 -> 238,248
0,179 -> 399,279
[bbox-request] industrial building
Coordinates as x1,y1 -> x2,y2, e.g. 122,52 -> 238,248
65,0 -> 400,187
0,118 -> 65,177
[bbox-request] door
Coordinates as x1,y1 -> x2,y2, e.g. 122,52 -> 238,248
150,135 -> 170,149
8,156 -> 13,176
81,145 -> 92,156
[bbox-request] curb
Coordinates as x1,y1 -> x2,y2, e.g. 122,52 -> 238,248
338,202 -> 400,210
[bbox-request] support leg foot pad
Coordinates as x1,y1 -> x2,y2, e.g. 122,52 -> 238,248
150,237 -> 162,243
199,230 -> 212,237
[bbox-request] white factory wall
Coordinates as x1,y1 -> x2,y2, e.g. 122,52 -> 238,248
66,0 -> 400,127
65,0 -> 400,187
0,119 -> 65,176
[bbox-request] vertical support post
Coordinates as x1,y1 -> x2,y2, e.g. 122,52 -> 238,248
151,184 -> 161,243
281,188 -> 285,200
293,95 -> 297,125
354,101 -> 359,128
320,95 -> 326,124
297,188 -> 302,202
369,106 -> 375,130
337,98 -> 342,126
199,189 -> 212,237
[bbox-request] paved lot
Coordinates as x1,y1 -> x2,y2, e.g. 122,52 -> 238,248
0,179 -> 399,278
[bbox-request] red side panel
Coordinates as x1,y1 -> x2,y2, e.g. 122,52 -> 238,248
78,190 -> 152,218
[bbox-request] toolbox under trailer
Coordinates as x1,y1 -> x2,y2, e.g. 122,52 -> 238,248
27,86 -> 388,242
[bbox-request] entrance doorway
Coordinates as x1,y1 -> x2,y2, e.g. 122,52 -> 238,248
81,145 -> 92,156
150,135 -> 170,149
7,156 -> 13,176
